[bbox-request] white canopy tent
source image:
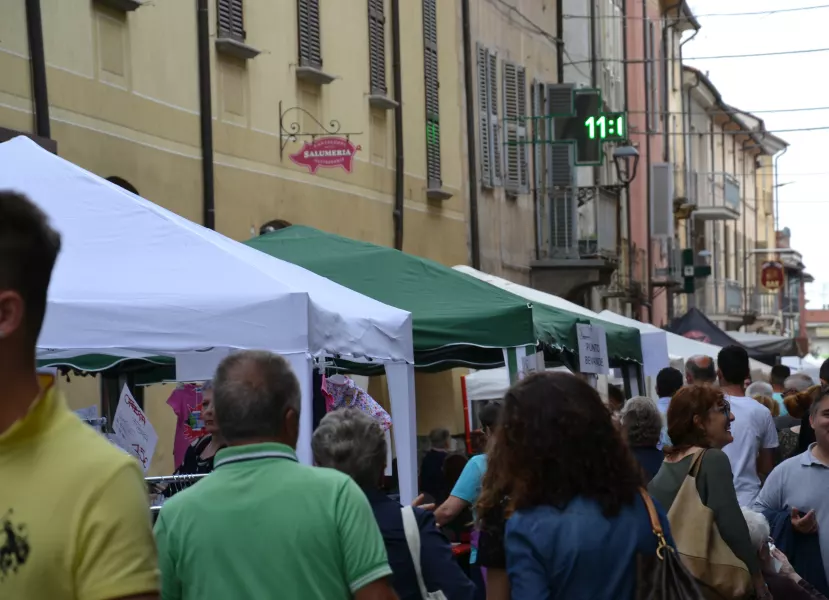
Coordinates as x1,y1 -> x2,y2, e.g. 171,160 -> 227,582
1,137 -> 419,501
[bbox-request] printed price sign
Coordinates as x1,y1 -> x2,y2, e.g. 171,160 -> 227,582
576,324 -> 609,375
111,385 -> 158,473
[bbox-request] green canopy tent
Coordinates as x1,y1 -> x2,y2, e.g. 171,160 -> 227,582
244,226 -> 642,373
246,227 -> 537,372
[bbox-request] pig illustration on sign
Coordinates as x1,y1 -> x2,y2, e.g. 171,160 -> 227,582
290,136 -> 361,174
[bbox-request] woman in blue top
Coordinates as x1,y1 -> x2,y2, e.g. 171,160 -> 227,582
477,371 -> 675,600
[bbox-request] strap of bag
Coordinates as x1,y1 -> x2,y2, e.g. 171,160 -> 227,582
401,505 -> 430,600
689,448 -> 707,477
638,489 -> 670,559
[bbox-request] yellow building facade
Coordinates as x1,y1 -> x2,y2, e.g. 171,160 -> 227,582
1,0 -> 468,258
2,0 -> 475,472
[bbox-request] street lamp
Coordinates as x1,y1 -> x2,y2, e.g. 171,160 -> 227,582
613,143 -> 640,187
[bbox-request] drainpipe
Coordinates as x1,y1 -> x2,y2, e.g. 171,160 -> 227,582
557,0 -> 564,82
622,0 -> 634,306
684,73 -> 701,310
196,0 -> 215,230
25,0 -> 50,138
643,0 -> 653,323
391,0 -> 407,252
460,0 -> 479,266
773,146 -> 787,232
680,23 -> 699,214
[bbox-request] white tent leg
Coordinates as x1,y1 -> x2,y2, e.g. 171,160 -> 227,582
385,362 -> 417,505
285,353 -> 314,465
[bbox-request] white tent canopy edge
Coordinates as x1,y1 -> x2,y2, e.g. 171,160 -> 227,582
2,137 -> 418,501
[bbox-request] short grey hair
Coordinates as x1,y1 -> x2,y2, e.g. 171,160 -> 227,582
429,428 -> 451,448
746,381 -> 774,398
212,351 -> 300,443
785,373 -> 815,392
620,396 -> 663,447
312,409 -> 386,488
741,508 -> 770,550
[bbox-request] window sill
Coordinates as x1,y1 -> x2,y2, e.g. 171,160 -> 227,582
368,95 -> 398,110
94,0 -> 143,11
426,188 -> 453,201
215,38 -> 261,61
296,66 -> 336,85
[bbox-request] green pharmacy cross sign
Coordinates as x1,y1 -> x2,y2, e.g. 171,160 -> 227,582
550,88 -> 627,166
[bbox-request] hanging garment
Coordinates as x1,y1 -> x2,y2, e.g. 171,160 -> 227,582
323,375 -> 392,431
166,384 -> 208,470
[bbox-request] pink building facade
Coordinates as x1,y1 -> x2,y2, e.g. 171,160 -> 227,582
626,0 -> 668,326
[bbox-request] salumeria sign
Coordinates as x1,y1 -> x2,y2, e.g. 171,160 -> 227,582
289,136 -> 361,174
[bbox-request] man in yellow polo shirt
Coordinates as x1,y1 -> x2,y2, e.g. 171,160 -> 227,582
0,191 -> 159,599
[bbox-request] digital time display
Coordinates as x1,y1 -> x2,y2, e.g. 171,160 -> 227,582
584,114 -> 626,141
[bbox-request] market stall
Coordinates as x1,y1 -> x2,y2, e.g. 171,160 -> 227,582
0,136 -> 420,501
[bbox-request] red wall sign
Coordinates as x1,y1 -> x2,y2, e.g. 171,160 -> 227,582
761,261 -> 784,291
289,136 -> 361,174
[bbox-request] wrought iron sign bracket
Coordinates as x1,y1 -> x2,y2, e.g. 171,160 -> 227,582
279,101 -> 363,160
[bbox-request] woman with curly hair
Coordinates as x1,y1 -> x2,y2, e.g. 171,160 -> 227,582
476,372 -> 674,599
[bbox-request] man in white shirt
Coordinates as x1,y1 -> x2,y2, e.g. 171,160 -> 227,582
717,345 -> 778,506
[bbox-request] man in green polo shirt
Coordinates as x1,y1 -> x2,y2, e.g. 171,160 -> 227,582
154,351 -> 397,600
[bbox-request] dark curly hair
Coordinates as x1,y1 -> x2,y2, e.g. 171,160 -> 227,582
477,371 -> 642,522
665,384 -> 726,455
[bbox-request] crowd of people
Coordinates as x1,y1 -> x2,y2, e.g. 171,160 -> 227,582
4,188 -> 829,600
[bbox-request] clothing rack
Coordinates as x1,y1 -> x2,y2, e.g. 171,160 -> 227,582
146,473 -> 209,510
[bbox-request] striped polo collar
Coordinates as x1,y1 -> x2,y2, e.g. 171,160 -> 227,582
213,442 -> 298,469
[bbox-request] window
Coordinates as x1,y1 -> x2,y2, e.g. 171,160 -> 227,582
423,0 -> 441,190
477,44 -> 501,188
217,0 -> 245,42
297,0 -> 322,69
368,0 -> 387,96
502,61 -> 529,194
645,19 -> 659,132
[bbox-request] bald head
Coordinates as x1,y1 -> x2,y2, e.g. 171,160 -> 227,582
686,355 -> 716,384
213,350 -> 301,445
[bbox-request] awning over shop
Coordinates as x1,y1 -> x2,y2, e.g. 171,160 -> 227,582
729,331 -> 801,359
245,226 -> 538,369
668,307 -> 796,365
597,310 -> 772,375
453,266 -> 643,365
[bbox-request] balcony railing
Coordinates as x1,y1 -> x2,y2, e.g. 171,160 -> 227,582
696,279 -> 744,315
538,188 -> 619,260
689,171 -> 741,221
751,288 -> 780,316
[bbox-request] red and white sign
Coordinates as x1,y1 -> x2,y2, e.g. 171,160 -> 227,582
290,136 -> 361,174
111,384 -> 158,473
761,261 -> 784,291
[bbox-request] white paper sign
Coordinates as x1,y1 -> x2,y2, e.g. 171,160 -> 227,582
520,351 -> 545,379
641,331 -> 670,378
576,324 -> 609,374
111,385 -> 158,473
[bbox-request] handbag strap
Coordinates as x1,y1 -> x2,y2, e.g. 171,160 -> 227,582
688,449 -> 707,477
401,505 -> 430,599
638,489 -> 669,558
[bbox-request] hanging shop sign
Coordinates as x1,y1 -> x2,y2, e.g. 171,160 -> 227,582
761,261 -> 784,291
278,101 -> 363,174
576,323 -> 609,375
290,136 -> 361,174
